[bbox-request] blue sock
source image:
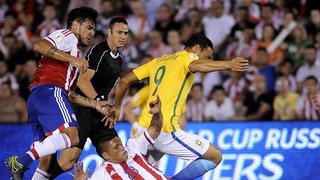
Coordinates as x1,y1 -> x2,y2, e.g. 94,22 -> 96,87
171,159 -> 216,180
17,153 -> 34,167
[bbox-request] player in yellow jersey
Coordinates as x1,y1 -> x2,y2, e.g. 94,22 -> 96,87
125,85 -> 187,137
105,34 -> 249,180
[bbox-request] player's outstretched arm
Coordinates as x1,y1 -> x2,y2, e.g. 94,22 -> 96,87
34,39 -> 88,72
147,96 -> 163,139
102,71 -> 140,127
188,57 -> 249,73
68,91 -> 110,115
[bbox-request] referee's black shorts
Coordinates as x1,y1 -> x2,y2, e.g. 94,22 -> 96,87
72,104 -> 118,149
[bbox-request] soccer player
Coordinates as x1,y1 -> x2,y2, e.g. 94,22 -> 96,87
5,7 -> 98,180
71,97 -> 172,179
37,17 -> 130,179
105,34 -> 249,180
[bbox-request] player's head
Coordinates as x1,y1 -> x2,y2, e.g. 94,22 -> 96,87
67,7 -> 98,47
107,17 -> 129,48
184,34 -> 214,59
97,134 -> 128,163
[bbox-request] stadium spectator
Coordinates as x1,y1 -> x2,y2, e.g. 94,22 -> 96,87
0,59 -> 19,92
202,0 -> 235,48
230,6 -> 255,40
167,29 -> 184,53
239,0 -> 260,23
180,8 -> 204,43
223,72 -> 246,100
296,45 -> 320,93
255,25 -> 284,65
187,83 -> 206,122
249,47 -> 277,91
18,59 -> 38,100
305,9 -> 320,39
255,3 -> 282,40
296,76 -> 320,120
205,85 -> 235,121
154,3 -> 180,44
96,0 -> 114,33
277,60 -> 297,92
226,27 -> 256,59
145,30 -> 171,58
273,76 -> 299,120
127,0 -> 151,45
233,74 -> 275,121
36,2 -> 61,38
0,83 -> 27,123
284,24 -> 312,66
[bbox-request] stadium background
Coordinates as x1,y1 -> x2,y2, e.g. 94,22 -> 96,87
0,0 -> 320,179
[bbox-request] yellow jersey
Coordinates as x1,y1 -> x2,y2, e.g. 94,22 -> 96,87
273,92 -> 299,120
133,50 -> 199,132
131,85 -> 150,120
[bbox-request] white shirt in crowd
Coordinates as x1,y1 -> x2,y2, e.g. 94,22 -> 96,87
205,98 -> 235,121
296,63 -> 320,83
202,14 -> 235,48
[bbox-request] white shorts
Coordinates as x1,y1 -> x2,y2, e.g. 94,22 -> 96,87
136,126 -> 210,162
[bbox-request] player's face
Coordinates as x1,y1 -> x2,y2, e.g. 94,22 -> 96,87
108,23 -> 129,48
104,137 -> 128,163
78,20 -> 96,47
199,47 -> 213,59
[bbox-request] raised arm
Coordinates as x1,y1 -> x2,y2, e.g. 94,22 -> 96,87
188,57 -> 249,73
147,96 -> 163,139
68,91 -> 109,115
34,39 -> 88,72
102,71 -> 140,127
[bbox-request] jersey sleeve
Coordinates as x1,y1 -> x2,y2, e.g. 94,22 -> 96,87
126,131 -> 155,155
44,29 -> 78,52
131,86 -> 149,107
85,43 -> 104,71
182,52 -> 199,72
133,61 -> 152,80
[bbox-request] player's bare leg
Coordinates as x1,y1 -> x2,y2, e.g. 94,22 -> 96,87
6,127 -> 79,180
32,155 -> 53,180
172,143 -> 222,180
48,147 -> 82,179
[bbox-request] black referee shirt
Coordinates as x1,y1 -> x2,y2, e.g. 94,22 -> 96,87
75,41 -> 123,97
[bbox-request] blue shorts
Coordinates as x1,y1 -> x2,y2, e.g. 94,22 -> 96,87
27,85 -> 79,141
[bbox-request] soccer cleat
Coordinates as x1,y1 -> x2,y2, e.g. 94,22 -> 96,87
5,156 -> 26,180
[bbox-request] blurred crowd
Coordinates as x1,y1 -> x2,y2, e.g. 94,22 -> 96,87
0,0 -> 320,123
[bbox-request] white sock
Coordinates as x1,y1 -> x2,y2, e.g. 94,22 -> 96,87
27,133 -> 71,160
32,168 -> 50,180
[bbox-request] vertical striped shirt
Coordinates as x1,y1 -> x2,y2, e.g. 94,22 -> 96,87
90,131 -> 169,180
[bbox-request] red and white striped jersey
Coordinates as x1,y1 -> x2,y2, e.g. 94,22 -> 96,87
90,131 -> 169,180
296,94 -> 320,120
30,29 -> 80,91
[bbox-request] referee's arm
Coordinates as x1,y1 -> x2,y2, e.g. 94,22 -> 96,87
77,45 -> 102,99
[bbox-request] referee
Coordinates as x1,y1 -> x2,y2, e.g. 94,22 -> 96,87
45,17 -> 129,179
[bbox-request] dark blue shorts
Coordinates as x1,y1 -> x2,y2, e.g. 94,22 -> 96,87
27,85 -> 79,142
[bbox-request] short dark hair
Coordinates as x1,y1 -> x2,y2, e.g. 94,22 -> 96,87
305,76 -> 318,84
192,83 -> 203,90
257,47 -> 267,52
109,17 -> 128,29
212,85 -> 225,93
185,34 -> 213,50
67,7 -> 98,28
305,44 -> 316,50
96,134 -> 118,158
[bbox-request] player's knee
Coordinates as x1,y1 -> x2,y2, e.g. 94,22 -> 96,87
63,127 -> 79,146
59,159 -> 76,171
204,144 -> 222,166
